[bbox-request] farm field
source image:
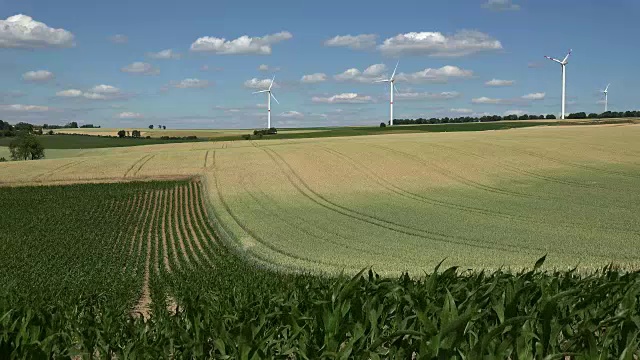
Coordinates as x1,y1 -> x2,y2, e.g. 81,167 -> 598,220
3,179 -> 640,357
1,123 -> 640,273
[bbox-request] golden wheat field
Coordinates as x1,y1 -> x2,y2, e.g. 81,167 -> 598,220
2,124 -> 640,274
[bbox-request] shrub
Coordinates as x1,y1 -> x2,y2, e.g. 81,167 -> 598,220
242,134 -> 251,140
117,130 -> 126,138
380,122 -> 386,128
0,157 -> 6,162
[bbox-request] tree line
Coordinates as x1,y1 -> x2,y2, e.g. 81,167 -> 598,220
393,110 -> 640,125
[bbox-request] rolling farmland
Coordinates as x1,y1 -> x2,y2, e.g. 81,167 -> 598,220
1,124 -> 640,273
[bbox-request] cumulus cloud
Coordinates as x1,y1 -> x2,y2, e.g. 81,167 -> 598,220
395,91 -> 461,101
174,78 -> 210,89
485,79 -> 514,87
504,109 -> 526,116
450,108 -> 473,114
280,111 -> 304,118
472,96 -> 510,105
56,85 -> 125,100
121,62 -> 160,75
244,78 -> 276,89
147,49 -> 181,59
0,14 -> 75,49
300,73 -> 327,84
324,34 -> 377,50
22,70 -> 54,82
522,92 -> 545,100
117,112 -> 144,119
378,30 -> 502,57
0,104 -> 50,112
312,93 -> 373,104
109,34 -> 128,44
334,64 -> 387,82
395,65 -> 473,83
190,31 -> 292,55
482,0 -> 521,11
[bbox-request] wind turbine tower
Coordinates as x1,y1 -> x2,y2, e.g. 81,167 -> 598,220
601,84 -> 610,112
544,49 -> 572,119
376,61 -> 400,126
252,75 -> 279,129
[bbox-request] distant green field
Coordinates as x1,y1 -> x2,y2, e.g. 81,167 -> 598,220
0,134 -> 204,149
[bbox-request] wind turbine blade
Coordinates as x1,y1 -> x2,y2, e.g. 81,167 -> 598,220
391,60 -> 399,79
605,83 -> 610,92
269,75 -> 276,90
374,79 -> 390,83
253,90 -> 269,94
393,84 -> 400,95
544,56 -> 563,64
562,49 -> 572,63
270,92 -> 279,105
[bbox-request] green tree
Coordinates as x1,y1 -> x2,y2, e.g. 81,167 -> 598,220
148,125 -> 154,130
117,130 -> 126,138
9,132 -> 45,161
132,130 -> 141,138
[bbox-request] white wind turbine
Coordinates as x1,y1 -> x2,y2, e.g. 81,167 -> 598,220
375,61 -> 400,126
601,83 -> 610,112
544,49 -> 572,119
252,75 -> 279,129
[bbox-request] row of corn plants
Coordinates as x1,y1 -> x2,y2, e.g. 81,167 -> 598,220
1,181 -> 639,358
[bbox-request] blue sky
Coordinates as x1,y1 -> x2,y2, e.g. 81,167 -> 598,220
0,0 -> 638,129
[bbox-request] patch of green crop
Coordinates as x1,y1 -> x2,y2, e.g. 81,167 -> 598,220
2,181 -> 640,358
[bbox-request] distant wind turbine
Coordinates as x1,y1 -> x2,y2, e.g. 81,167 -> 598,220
375,61 -> 400,126
601,83 -> 610,112
544,49 -> 572,119
253,75 -> 279,129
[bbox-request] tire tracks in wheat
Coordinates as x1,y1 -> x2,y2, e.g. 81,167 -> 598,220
259,146 -> 539,255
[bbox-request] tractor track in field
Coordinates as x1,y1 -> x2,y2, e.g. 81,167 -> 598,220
188,182 -> 219,262
33,159 -> 89,181
480,141 -> 640,181
210,151 -> 345,269
183,183 -> 213,265
125,191 -> 151,274
161,188 -> 171,273
259,146 -> 545,255
241,175 -> 418,264
371,144 -> 537,200
322,145 -> 640,240
124,154 -> 156,178
177,185 -> 201,265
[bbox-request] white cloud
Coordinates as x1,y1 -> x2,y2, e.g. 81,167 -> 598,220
118,112 -> 144,119
485,79 -> 514,87
378,30 -> 502,57
482,0 -> 521,11
56,89 -> 83,97
244,78 -> 276,89
522,92 -> 545,100
56,85 -> 125,100
147,49 -> 181,59
109,34 -> 128,44
121,62 -> 160,75
472,96 -> 510,105
190,31 -> 293,55
396,65 -> 473,83
301,73 -> 327,84
324,34 -> 377,50
450,108 -> 473,114
174,78 -> 210,89
258,64 -> 280,72
0,104 -> 50,112
280,111 -> 304,118
504,109 -> 526,116
335,64 -> 387,83
312,93 -> 373,104
395,91 -> 461,101
0,14 -> 74,49
22,70 -> 54,82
